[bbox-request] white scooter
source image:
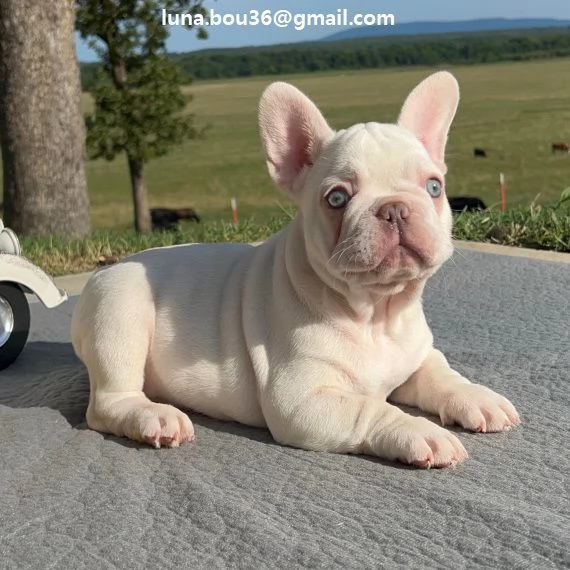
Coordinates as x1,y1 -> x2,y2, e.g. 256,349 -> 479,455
0,218 -> 67,370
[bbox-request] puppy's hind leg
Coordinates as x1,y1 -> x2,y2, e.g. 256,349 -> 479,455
71,265 -> 194,448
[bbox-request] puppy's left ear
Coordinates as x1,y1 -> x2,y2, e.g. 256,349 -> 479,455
397,71 -> 459,172
259,82 -> 334,197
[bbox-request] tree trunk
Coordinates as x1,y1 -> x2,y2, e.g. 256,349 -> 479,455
0,0 -> 90,237
127,154 -> 151,234
104,41 -> 151,235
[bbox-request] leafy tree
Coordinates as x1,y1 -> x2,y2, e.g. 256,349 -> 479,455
0,0 -> 90,237
76,0 -> 207,233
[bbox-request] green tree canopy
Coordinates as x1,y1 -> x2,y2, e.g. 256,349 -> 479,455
76,0 -> 208,233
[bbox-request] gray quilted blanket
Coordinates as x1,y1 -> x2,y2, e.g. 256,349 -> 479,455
1,249 -> 569,569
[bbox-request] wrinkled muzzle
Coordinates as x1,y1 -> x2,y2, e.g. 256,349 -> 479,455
328,195 -> 453,287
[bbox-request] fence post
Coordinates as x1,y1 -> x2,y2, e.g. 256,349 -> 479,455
499,172 -> 507,212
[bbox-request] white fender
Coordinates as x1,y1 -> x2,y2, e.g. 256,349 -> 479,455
0,254 -> 67,308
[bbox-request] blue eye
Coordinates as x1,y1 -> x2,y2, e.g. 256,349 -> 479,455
326,187 -> 351,209
426,178 -> 443,198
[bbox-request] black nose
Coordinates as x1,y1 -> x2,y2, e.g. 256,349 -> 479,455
377,202 -> 410,223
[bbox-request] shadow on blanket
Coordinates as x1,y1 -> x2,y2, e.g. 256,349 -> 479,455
0,342 -> 279,447
1,341 -> 458,464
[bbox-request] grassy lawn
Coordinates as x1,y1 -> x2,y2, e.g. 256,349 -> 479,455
77,58 -> 570,230
18,197 -> 568,276
3,59 -> 570,274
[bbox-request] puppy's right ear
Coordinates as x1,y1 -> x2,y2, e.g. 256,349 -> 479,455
259,82 -> 334,196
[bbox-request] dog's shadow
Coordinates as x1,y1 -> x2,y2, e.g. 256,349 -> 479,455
0,341 -> 90,427
0,341 -> 276,448
0,341 -> 463,467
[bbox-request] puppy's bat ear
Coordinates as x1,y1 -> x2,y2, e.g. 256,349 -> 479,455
397,71 -> 459,172
259,82 -> 334,196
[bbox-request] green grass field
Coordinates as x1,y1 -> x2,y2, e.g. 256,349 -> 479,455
80,58 -> 570,230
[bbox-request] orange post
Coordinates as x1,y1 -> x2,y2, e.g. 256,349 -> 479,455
231,197 -> 239,225
499,172 -> 507,212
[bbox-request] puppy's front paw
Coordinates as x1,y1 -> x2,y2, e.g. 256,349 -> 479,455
376,415 -> 468,469
438,384 -> 520,433
121,402 -> 195,448
139,403 -> 195,448
88,393 -> 196,448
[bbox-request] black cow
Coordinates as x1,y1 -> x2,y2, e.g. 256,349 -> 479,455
473,148 -> 487,158
151,207 -> 201,231
447,196 -> 487,213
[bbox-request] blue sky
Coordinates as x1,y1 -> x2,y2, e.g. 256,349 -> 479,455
76,0 -> 570,61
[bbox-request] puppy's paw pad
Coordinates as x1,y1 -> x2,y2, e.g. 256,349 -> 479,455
439,384 -> 520,433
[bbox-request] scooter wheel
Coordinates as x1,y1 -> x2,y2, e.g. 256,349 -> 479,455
0,283 -> 30,371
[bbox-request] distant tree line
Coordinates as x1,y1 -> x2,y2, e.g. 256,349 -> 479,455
80,30 -> 570,90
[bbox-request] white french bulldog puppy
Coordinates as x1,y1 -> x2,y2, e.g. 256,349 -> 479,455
71,71 -> 520,468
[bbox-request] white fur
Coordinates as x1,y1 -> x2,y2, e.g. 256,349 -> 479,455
71,72 -> 520,468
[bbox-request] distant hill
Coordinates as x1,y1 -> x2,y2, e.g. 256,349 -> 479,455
80,27 -> 570,89
323,18 -> 570,42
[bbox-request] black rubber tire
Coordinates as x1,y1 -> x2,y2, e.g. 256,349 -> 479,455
0,283 -> 30,371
